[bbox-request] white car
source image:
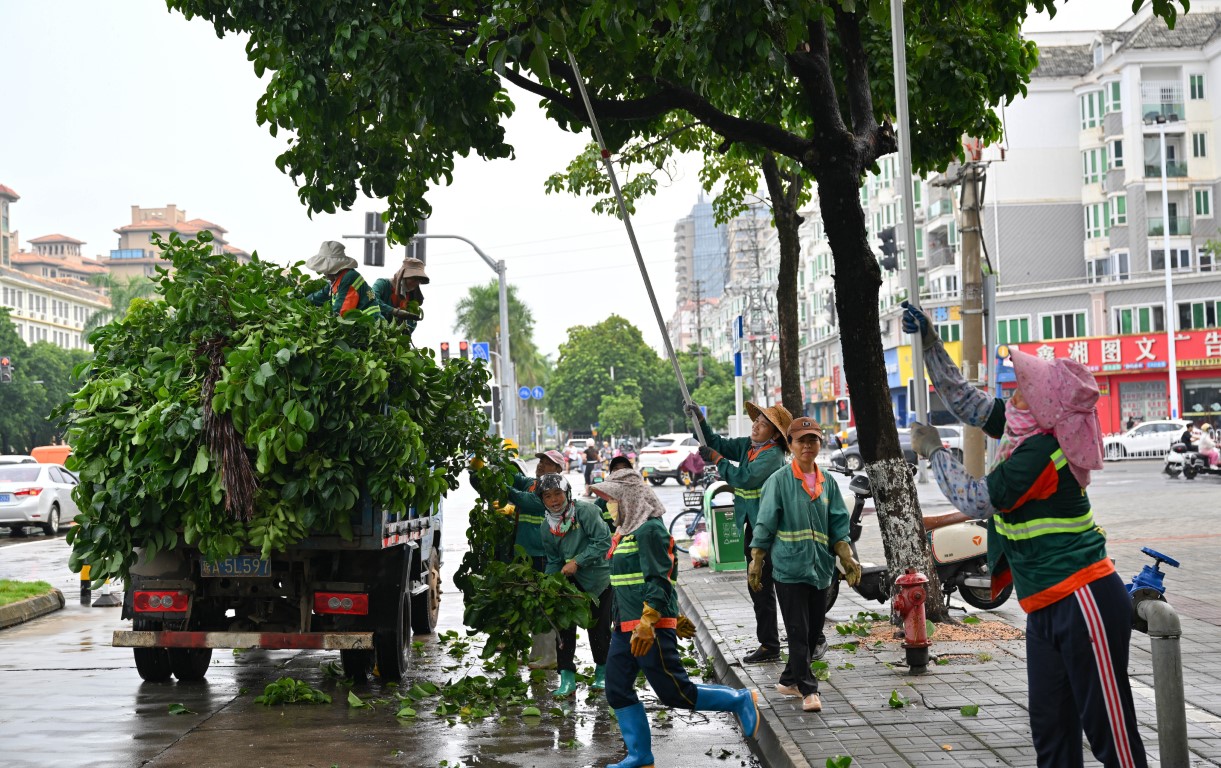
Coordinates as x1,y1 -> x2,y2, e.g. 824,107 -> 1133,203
0,463 -> 80,536
1103,419 -> 1190,460
637,433 -> 701,486
0,455 -> 36,465
936,425 -> 964,461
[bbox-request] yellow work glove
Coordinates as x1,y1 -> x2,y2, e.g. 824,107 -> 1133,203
630,604 -> 661,657
493,502 -> 516,516
834,541 -> 862,586
676,615 -> 696,639
747,548 -> 767,593
469,456 -> 486,471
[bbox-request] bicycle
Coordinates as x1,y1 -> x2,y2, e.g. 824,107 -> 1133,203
669,501 -> 706,554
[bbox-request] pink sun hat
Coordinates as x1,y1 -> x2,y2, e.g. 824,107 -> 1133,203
1010,349 -> 1104,487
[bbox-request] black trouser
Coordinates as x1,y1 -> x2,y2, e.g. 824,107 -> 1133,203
743,520 -> 780,650
584,461 -> 596,485
775,581 -> 828,696
605,628 -> 698,710
556,586 -> 613,673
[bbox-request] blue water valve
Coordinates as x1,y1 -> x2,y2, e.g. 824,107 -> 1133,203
1126,547 -> 1181,597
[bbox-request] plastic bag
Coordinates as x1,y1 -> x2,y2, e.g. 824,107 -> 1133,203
689,531 -> 711,567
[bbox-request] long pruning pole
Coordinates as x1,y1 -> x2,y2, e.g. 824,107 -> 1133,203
564,51 -> 705,444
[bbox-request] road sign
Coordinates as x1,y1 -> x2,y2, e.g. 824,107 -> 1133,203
531,386 -> 545,400
471,342 -> 490,362
700,405 -> 708,418
518,386 -> 532,400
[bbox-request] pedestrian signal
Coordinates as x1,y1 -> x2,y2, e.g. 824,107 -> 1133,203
835,398 -> 851,423
0,356 -> 10,383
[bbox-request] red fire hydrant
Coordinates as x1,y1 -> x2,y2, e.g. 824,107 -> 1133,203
893,568 -> 931,671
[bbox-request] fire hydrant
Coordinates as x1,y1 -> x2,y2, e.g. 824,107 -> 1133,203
893,568 -> 931,671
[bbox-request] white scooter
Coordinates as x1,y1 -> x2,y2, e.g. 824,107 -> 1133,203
825,466 -> 1011,612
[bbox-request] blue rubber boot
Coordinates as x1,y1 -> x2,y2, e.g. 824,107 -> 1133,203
552,669 -> 577,698
608,702 -> 654,768
590,664 -> 607,690
695,684 -> 760,739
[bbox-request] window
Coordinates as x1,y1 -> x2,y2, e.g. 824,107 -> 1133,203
1200,246 -> 1216,273
912,179 -> 923,208
1193,132 -> 1208,158
1151,247 -> 1192,271
1085,202 -> 1110,239
1190,74 -> 1206,100
1113,305 -> 1165,334
914,228 -> 924,261
936,323 -> 961,342
1082,147 -> 1106,184
1110,140 -> 1124,168
1111,195 -> 1127,226
1195,188 -> 1213,218
997,317 -> 1031,344
1179,299 -> 1221,329
1080,90 -> 1104,129
1108,81 -> 1122,112
1042,312 -> 1087,340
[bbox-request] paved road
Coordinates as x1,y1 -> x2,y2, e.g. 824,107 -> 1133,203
0,472 -> 757,768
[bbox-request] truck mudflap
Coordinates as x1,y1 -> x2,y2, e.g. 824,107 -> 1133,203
113,630 -> 374,650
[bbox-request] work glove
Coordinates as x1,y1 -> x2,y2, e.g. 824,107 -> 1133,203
900,300 -> 939,348
630,604 -> 661,656
834,541 -> 862,587
747,548 -> 767,592
676,615 -> 696,639
698,445 -> 722,464
469,456 -> 486,471
910,421 -> 945,458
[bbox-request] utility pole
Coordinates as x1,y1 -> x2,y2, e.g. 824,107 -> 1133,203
959,147 -> 986,477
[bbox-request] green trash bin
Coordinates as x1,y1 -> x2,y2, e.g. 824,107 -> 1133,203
706,483 -> 746,572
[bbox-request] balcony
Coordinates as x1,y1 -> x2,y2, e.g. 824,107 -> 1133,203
1147,216 -> 1192,237
1141,80 -> 1185,123
108,248 -> 150,260
927,246 -> 957,268
926,198 -> 952,219
1144,161 -> 1187,178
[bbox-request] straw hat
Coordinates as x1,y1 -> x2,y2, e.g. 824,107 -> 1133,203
745,401 -> 794,445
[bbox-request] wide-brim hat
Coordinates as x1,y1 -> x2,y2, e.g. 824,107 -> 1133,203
395,257 -> 430,285
787,416 -> 824,443
305,240 -> 357,275
745,401 -> 794,445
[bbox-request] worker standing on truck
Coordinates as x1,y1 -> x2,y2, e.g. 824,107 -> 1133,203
685,401 -> 795,663
304,241 -> 383,317
372,255 -> 429,332
536,473 -> 613,697
592,468 -> 760,768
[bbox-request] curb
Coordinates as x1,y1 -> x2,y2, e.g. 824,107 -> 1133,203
0,588 -> 66,630
677,579 -> 804,768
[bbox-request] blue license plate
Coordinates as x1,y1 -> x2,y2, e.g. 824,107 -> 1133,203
201,556 -> 270,577
0,494 -> 10,503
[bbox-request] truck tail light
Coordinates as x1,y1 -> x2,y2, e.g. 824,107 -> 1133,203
133,590 -> 190,612
313,592 -> 368,615
12,488 -> 42,497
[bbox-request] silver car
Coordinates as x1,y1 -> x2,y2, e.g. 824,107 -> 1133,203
0,463 -> 80,536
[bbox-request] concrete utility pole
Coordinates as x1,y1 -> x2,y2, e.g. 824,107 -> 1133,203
959,158 -> 986,477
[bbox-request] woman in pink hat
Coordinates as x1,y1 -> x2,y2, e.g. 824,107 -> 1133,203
902,302 -> 1146,768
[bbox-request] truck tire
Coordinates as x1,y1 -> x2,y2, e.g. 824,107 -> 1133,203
132,619 -> 172,682
169,648 -> 213,682
411,544 -> 441,636
374,548 -> 411,683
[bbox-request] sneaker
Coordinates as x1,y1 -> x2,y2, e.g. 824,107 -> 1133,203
742,646 -> 781,664
811,639 -> 829,661
774,683 -> 801,697
802,693 -> 822,712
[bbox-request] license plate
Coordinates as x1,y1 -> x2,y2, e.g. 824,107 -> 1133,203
0,494 -> 10,503
201,556 -> 270,577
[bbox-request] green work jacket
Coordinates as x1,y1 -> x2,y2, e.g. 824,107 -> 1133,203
541,500 -> 612,597
305,269 -> 382,317
753,462 -> 850,588
371,278 -> 422,331
609,518 -> 678,630
694,418 -> 785,530
506,473 -> 546,558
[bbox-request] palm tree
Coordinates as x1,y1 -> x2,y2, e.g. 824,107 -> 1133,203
84,274 -> 157,333
453,281 -> 549,385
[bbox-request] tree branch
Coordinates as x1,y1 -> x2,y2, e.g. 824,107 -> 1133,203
832,4 -> 876,140
786,19 -> 849,170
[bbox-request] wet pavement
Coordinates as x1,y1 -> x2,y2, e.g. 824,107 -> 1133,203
0,473 -> 760,768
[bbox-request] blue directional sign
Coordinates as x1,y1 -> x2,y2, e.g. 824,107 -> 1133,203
531,386 -> 545,400
470,342 -> 490,362
700,405 -> 708,418
518,386 -> 532,400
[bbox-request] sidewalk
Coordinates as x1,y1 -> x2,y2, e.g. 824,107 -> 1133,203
674,508 -> 1221,767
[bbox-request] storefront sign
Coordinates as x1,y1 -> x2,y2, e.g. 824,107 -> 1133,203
1009,331 -> 1221,375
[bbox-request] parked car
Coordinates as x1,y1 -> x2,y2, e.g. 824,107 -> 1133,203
0,463 -> 80,536
936,425 -> 964,461
637,433 -> 701,485
830,429 -> 918,472
1103,419 -> 1190,460
0,455 -> 36,465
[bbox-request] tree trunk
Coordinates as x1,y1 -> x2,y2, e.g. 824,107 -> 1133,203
816,163 -> 950,622
761,154 -> 806,419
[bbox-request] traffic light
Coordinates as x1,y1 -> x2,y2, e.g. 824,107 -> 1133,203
459,340 -> 469,360
0,357 -> 10,383
835,398 -> 851,423
492,386 -> 502,423
878,226 -> 898,271
363,211 -> 386,267
440,342 -> 450,364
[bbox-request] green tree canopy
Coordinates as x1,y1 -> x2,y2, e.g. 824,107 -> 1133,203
0,310 -> 91,453
453,280 -> 550,387
598,384 -> 643,436
85,273 -> 156,333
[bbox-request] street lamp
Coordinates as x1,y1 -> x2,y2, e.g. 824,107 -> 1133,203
1152,114 -> 1181,419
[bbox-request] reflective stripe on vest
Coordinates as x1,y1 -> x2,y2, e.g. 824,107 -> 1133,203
734,488 -> 762,500
610,572 -> 644,586
1050,448 -> 1067,470
518,513 -> 545,526
776,528 -> 828,545
994,509 -> 1095,541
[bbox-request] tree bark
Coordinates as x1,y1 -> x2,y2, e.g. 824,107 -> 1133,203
760,153 -> 805,419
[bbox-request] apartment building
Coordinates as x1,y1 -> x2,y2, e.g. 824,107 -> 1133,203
102,204 -> 250,280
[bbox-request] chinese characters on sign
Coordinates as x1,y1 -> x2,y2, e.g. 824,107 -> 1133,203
1009,331 -> 1221,373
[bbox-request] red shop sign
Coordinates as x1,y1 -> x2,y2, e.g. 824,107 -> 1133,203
1008,330 -> 1221,374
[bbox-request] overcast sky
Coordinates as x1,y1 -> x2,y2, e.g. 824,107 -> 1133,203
1,0 -> 1136,359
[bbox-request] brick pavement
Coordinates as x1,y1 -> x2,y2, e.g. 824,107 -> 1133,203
674,473 -> 1221,767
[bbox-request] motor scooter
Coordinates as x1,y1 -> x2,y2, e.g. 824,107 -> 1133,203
824,466 -> 1012,612
1164,441 -> 1221,479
